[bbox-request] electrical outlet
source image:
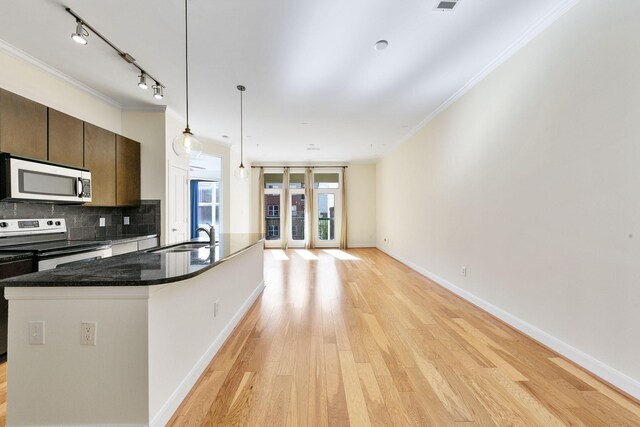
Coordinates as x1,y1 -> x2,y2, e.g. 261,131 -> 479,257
123,216 -> 130,225
99,218 -> 106,227
28,321 -> 45,345
214,300 -> 220,318
81,321 -> 97,346
461,266 -> 467,277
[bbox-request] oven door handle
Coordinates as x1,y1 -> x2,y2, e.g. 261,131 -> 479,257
77,177 -> 84,198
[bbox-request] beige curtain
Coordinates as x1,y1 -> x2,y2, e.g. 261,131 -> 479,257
281,168 -> 290,249
258,167 -> 265,237
304,167 -> 314,249
339,167 -> 348,249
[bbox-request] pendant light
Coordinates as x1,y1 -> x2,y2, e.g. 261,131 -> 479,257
235,85 -> 249,180
172,0 -> 202,158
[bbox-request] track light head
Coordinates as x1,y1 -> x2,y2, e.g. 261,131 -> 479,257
138,74 -> 148,90
152,84 -> 164,99
71,21 -> 88,45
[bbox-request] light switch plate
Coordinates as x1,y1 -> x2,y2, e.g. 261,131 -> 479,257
123,216 -> 130,225
99,218 -> 106,227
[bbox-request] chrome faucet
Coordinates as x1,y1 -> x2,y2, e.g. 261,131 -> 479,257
195,224 -> 215,246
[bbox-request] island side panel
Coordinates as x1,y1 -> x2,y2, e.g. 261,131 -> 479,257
148,242 -> 264,426
6,292 -> 150,426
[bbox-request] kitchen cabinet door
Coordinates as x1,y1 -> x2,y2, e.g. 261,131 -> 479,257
116,135 -> 141,206
48,109 -> 84,168
0,89 -> 47,160
84,122 -> 116,206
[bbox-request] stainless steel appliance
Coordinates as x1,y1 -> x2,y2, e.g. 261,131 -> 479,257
0,153 -> 92,203
0,218 -> 111,271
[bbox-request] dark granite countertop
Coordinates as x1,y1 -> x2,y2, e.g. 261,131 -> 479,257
0,233 -> 263,287
0,252 -> 33,263
102,234 -> 158,244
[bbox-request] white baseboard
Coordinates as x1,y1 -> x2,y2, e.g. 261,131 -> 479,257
150,280 -> 266,427
377,246 -> 640,400
348,242 -> 376,248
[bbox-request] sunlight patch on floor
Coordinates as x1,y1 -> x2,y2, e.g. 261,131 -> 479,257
323,249 -> 360,261
295,250 -> 319,260
270,250 -> 290,261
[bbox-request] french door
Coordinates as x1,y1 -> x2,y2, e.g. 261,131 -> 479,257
287,190 -> 306,248
263,189 -> 283,249
313,189 -> 341,248
262,169 -> 342,248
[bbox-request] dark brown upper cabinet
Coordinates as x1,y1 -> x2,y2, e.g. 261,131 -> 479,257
0,89 -> 47,160
84,123 -> 116,206
116,135 -> 141,206
48,109 -> 84,169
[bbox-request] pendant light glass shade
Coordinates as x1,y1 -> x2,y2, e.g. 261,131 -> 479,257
235,163 -> 249,180
173,128 -> 202,157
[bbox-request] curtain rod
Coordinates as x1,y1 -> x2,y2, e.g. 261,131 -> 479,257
251,165 -> 347,169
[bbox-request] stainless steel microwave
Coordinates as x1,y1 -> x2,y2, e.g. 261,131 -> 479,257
0,153 -> 92,203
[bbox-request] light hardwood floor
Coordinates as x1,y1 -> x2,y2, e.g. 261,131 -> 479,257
168,248 -> 640,426
1,249 -> 638,426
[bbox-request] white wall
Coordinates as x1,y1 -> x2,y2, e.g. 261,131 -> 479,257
346,164 -> 376,247
377,0 -> 640,397
229,148 -> 253,233
0,44 -> 121,133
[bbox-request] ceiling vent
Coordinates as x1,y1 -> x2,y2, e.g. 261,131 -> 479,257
434,0 -> 460,11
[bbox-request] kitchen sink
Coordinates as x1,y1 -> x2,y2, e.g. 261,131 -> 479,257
150,243 -> 213,253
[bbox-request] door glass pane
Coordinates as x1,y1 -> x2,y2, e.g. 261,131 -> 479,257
198,206 -> 213,225
317,193 -> 335,241
264,194 -> 281,240
291,194 -> 305,241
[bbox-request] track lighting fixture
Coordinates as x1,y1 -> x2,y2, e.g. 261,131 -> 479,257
65,7 -> 166,100
152,84 -> 164,99
138,74 -> 148,89
71,21 -> 88,45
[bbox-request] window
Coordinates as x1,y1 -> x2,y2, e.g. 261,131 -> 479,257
268,225 -> 280,238
264,173 -> 284,189
268,205 -> 279,217
191,180 -> 220,239
289,173 -> 305,189
314,173 -> 340,189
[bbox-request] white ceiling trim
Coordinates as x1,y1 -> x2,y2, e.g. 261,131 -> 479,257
383,0 -> 581,159
0,38 -> 123,109
121,105 -> 167,112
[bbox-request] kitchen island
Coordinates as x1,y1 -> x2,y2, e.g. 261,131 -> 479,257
1,233 -> 264,427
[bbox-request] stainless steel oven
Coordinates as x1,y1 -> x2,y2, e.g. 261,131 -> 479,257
0,153 -> 92,203
0,219 -> 112,271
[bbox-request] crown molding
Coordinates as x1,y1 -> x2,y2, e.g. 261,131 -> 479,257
121,104 -> 167,113
382,0 -> 580,159
0,38 -> 123,109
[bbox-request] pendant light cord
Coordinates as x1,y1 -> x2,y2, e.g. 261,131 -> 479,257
184,0 -> 190,130
240,88 -> 243,165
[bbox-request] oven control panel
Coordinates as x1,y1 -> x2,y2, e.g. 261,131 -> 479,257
0,218 -> 67,237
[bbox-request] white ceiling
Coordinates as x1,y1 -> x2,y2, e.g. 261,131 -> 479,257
0,0 -> 574,163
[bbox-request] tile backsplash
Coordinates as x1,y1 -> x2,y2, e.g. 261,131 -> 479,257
0,200 -> 160,240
